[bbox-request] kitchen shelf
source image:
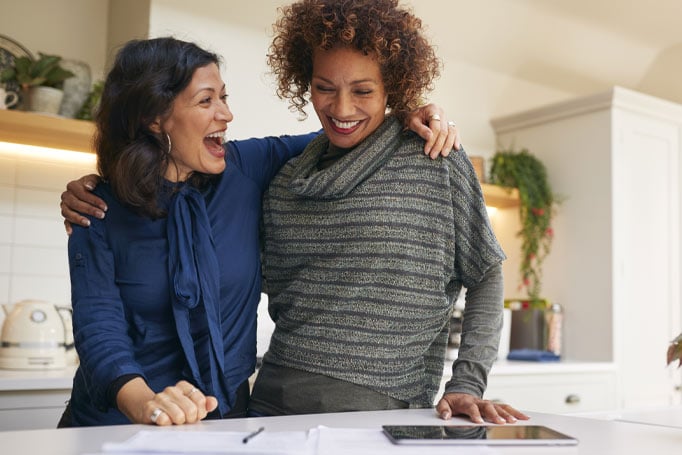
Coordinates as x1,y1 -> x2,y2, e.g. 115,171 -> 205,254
0,108 -> 95,153
0,109 -> 520,208
481,183 -> 519,208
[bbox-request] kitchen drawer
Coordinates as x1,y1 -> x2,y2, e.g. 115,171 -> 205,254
0,389 -> 70,430
483,370 -> 617,414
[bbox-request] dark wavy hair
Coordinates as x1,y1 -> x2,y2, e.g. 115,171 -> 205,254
267,0 -> 441,123
95,37 -> 220,218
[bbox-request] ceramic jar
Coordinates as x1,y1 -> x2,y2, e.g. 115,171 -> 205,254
58,59 -> 91,118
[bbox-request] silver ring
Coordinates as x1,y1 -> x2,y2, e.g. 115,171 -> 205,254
429,114 -> 441,122
447,121 -> 456,128
150,408 -> 164,423
187,387 -> 198,396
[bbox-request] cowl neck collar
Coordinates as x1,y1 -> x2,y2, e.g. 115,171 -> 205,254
287,116 -> 403,200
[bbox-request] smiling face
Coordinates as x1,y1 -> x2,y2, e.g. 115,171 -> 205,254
310,47 -> 388,149
155,63 -> 233,182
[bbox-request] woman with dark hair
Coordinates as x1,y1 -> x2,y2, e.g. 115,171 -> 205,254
60,36 -> 456,427
61,37 -> 317,427
250,0 -> 529,425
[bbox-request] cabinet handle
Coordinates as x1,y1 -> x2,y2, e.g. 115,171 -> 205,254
565,394 -> 581,405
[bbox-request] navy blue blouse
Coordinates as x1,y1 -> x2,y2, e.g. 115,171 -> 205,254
67,134 -> 315,426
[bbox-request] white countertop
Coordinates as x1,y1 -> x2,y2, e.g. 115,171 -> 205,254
0,407 -> 680,454
441,358 -> 615,378
0,365 -> 76,391
0,359 -> 617,393
489,359 -> 616,375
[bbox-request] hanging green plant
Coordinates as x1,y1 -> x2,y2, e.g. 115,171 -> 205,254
489,147 -> 555,304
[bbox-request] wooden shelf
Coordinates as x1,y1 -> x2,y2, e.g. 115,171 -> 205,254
0,109 -> 520,207
481,183 -> 519,208
0,108 -> 95,153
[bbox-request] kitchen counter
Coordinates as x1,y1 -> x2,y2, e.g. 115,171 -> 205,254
439,359 -> 618,414
1,407 -> 681,454
0,365 -> 76,391
0,366 -> 76,431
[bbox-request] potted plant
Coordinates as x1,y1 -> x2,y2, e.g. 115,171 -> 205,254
490,147 -> 555,303
0,52 -> 74,114
489,147 -> 559,355
668,333 -> 682,368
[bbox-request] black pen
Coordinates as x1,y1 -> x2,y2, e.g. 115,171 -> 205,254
242,426 -> 265,444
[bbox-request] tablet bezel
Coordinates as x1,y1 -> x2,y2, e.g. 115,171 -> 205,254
382,425 -> 578,446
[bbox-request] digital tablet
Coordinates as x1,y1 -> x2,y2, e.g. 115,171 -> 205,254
382,425 -> 578,446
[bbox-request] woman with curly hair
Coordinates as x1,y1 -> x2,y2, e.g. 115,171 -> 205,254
251,0 -> 529,425
56,34 -> 454,427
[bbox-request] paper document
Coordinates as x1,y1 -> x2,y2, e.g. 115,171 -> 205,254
99,426 -> 499,455
316,427 -> 499,455
101,429 -> 316,454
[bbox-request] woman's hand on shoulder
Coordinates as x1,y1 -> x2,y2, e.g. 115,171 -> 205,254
405,103 -> 461,159
118,378 -> 218,426
60,174 -> 107,234
436,392 -> 530,424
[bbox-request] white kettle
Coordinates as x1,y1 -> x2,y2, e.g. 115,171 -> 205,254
0,299 -> 76,370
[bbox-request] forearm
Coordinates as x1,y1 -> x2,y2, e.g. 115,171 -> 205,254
445,263 -> 503,397
116,377 -> 156,423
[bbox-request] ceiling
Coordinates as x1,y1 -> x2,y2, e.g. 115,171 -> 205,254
411,0 -> 682,105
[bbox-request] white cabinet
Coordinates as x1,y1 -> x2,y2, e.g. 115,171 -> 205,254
483,362 -> 617,414
491,87 -> 682,410
439,361 -> 617,414
0,367 -> 75,430
0,389 -> 70,430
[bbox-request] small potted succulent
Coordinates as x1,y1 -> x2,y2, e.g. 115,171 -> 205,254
0,52 -> 74,114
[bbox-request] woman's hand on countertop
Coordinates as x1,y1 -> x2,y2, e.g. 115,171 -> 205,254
117,378 -> 218,425
436,392 -> 530,424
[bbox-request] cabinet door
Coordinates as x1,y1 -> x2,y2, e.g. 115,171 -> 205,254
484,371 -> 617,414
612,109 -> 681,408
0,390 -> 70,430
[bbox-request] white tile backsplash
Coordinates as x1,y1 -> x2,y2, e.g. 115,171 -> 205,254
13,216 -> 69,248
15,159 -> 76,191
14,188 -> 62,218
0,185 -> 14,216
11,246 -> 69,276
0,158 -> 16,185
0,214 -> 13,243
11,275 -> 71,307
0,245 -> 10,273
0,274 -> 9,306
0,155 -> 75,308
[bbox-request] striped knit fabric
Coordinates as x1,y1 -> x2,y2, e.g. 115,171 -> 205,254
261,116 -> 505,406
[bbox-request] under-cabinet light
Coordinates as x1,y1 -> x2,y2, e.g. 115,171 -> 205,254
0,141 -> 97,165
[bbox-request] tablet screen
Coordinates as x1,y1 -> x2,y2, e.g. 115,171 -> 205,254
382,425 -> 578,445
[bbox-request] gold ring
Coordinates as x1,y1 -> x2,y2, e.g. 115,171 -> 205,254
150,408 -> 164,423
429,114 -> 441,122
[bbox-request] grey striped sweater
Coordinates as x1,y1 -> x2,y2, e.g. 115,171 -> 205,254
261,116 -> 505,406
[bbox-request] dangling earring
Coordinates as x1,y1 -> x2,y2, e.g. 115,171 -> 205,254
165,133 -> 172,155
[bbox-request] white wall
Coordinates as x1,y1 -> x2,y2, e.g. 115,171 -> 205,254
0,0 -> 647,320
0,153 -> 96,325
0,0 -> 109,82
145,0 -> 573,156
147,0 -> 322,141
144,0 -> 572,298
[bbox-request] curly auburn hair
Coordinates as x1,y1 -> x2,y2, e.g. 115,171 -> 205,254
268,0 -> 441,123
